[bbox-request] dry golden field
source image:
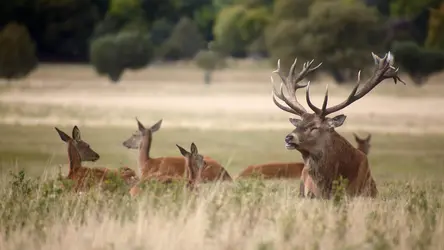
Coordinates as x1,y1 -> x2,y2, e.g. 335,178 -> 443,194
0,62 -> 444,250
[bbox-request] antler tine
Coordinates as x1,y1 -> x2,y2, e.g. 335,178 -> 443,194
271,58 -> 310,116
316,52 -> 404,117
272,91 -> 300,115
305,81 -> 321,114
271,77 -> 306,115
292,59 -> 323,87
305,81 -> 330,115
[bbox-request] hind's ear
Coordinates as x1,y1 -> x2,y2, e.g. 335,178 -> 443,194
366,134 -> 372,142
150,119 -> 163,132
72,126 -> 81,141
190,142 -> 198,155
353,133 -> 361,142
176,144 -> 189,157
55,127 -> 71,142
136,117 -> 145,132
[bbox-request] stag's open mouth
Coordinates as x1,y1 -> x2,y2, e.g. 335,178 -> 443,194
285,142 -> 298,150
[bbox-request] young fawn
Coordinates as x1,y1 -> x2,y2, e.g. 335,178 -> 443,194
236,132 -> 372,180
123,118 -> 231,196
271,52 -> 404,199
176,142 -> 206,189
55,126 -> 138,192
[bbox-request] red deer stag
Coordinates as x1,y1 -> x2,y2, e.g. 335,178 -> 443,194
55,126 -> 138,192
236,132 -> 372,180
123,118 -> 232,196
271,52 -> 404,199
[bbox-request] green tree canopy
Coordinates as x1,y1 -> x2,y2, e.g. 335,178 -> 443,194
90,31 -> 153,83
161,17 -> 206,60
0,22 -> 38,81
214,4 -> 270,57
266,0 -> 384,83
392,41 -> 444,85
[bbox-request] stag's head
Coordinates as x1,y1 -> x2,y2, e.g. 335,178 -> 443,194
272,52 -> 404,153
55,126 -> 100,162
122,118 -> 162,149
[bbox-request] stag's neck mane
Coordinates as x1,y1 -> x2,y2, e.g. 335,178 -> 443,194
138,133 -> 152,175
305,130 -> 364,196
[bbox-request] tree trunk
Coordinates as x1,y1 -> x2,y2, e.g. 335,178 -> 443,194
204,70 -> 212,85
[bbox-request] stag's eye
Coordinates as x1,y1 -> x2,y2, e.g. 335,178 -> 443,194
310,127 -> 319,132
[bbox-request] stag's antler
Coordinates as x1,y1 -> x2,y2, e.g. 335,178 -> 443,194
306,51 -> 406,118
271,58 -> 322,116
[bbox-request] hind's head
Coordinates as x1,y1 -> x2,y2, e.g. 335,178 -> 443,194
55,126 -> 100,162
353,132 -> 372,155
176,142 -> 206,183
122,118 -> 163,149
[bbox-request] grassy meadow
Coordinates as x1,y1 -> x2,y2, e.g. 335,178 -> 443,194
0,63 -> 444,250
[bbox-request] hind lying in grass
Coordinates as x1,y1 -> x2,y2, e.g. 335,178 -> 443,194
55,126 -> 138,192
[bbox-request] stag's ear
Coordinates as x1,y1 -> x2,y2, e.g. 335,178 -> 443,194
289,118 -> 302,127
136,117 -> 145,132
176,144 -> 190,157
327,114 -> 346,129
55,127 -> 71,142
72,126 -> 82,141
190,142 -> 198,155
150,119 -> 163,133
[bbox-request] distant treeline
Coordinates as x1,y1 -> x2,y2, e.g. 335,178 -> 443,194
0,0 -> 443,84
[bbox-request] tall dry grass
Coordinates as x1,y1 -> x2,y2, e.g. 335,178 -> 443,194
0,170 -> 443,250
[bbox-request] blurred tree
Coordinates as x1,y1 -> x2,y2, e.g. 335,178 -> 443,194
214,4 -> 271,57
30,0 -> 102,61
161,17 -> 206,60
149,18 -> 174,57
194,44 -> 226,85
389,0 -> 437,18
271,0 -> 311,22
267,0 -> 384,83
213,5 -> 248,57
214,0 -> 273,9
425,3 -> 444,50
0,22 -> 38,82
193,4 -> 217,41
90,31 -> 153,83
392,41 -> 444,86
265,0 -> 313,73
93,0 -> 148,38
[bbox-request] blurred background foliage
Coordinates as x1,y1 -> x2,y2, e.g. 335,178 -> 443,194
0,0 -> 443,84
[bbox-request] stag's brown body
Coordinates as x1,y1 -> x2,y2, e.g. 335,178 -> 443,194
270,52 -> 404,199
302,130 -> 376,198
300,132 -> 373,197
